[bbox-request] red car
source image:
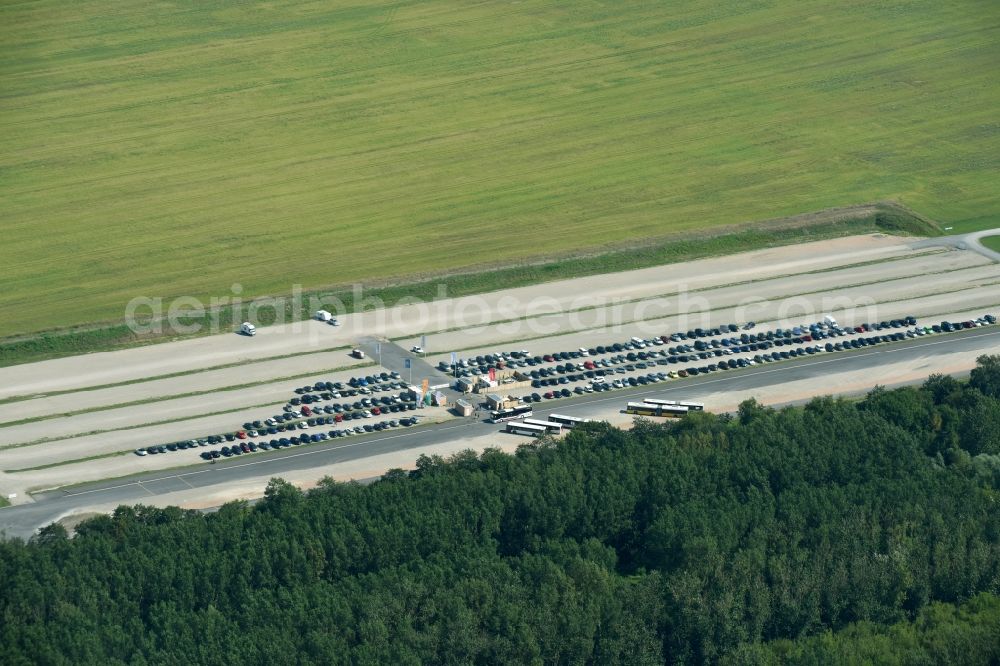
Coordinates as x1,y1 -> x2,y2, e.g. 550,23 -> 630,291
301,406 -> 312,416
236,431 -> 247,440
371,407 -> 381,416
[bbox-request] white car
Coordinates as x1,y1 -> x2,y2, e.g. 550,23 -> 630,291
135,448 -> 148,456
410,346 -> 424,354
328,318 -> 340,326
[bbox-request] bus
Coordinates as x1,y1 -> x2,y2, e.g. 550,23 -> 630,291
505,422 -> 547,437
547,413 -> 592,428
625,402 -> 689,418
490,405 -> 533,423
523,418 -> 563,434
643,398 -> 705,412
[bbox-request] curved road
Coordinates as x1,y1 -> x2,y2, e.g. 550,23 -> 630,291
2,325 -> 998,541
912,228 -> 1000,262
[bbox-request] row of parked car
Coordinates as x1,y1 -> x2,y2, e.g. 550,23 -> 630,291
447,313 -> 996,384
439,320 -> 855,377
507,314 -> 995,403
195,417 -> 422,460
137,369 -> 417,457
288,374 -> 405,406
515,318 -> 860,387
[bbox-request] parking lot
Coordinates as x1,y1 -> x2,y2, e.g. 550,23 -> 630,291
1,232 -> 998,502
450,314 -> 996,423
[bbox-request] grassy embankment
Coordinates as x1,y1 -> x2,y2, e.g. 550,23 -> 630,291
0,205 -> 937,367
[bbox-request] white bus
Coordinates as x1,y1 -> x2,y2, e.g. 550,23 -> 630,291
644,398 -> 705,412
490,405 -> 533,423
547,414 -> 592,428
505,422 -> 547,437
523,418 -> 563,434
625,402 -> 689,418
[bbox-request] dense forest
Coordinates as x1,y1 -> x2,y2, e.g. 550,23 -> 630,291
2,356 -> 999,664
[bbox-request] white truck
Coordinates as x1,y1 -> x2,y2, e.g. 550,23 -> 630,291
315,309 -> 332,322
240,322 -> 256,336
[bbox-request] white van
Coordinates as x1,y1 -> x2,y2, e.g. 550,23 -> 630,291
315,310 -> 332,322
823,314 -> 838,327
240,322 -> 256,336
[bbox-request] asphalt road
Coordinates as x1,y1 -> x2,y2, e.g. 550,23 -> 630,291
357,337 -> 449,388
914,227 -> 1000,262
2,325 -> 997,541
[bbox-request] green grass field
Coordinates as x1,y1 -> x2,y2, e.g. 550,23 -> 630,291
2,0 -> 998,338
981,236 -> 1000,253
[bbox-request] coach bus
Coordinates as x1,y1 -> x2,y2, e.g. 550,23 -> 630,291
547,413 -> 592,428
523,418 -> 563,434
624,402 -> 689,418
489,405 -> 533,423
505,422 -> 547,437
643,398 -> 705,412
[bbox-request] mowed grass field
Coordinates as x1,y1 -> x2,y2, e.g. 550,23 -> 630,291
1,0 -> 998,337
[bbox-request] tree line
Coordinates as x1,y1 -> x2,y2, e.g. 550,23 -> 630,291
1,355 -> 999,664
